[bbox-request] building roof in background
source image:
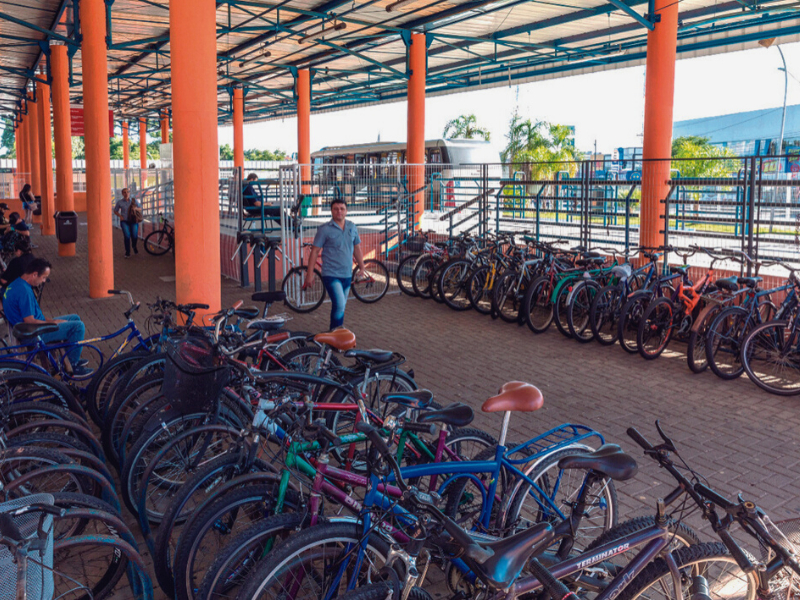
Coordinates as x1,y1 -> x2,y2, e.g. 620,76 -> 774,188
673,105 -> 800,144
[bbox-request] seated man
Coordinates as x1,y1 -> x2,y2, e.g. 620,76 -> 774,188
242,173 -> 263,214
1,237 -> 34,287
3,258 -> 90,376
7,212 -> 30,237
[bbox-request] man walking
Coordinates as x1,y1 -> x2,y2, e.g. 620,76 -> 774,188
303,199 -> 366,330
113,188 -> 139,258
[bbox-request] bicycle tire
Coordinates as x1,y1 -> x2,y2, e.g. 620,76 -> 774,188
590,284 -> 623,345
705,306 -> 751,380
412,256 -> 438,299
637,297 -> 674,360
144,229 -> 172,255
235,521 -> 391,600
439,258 -> 474,311
352,259 -> 390,303
493,270 -> 525,323
687,305 -> 723,374
567,279 -> 600,342
3,371 -> 84,416
282,267 -> 325,313
617,542 -> 757,600
467,265 -> 493,314
523,275 -> 555,334
396,254 -> 420,296
553,279 -> 577,338
0,401 -> 88,430
335,582 -> 434,600
741,320 -> 800,395
618,291 -> 652,354
102,352 -> 165,425
431,261 -> 448,303
85,351 -> 150,426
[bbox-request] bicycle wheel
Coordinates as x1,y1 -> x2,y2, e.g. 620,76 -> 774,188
396,254 -> 419,297
335,582 -> 434,600
493,271 -> 525,323
235,521 -> 390,600
102,373 -> 164,467
412,256 -> 438,299
705,306 -> 751,380
687,305 -> 723,374
741,320 -> 800,395
144,229 -> 172,255
567,280 -> 600,342
438,258 -> 473,311
85,351 -> 149,426
504,446 -> 617,551
590,284 -> 623,345
618,291 -> 652,354
618,543 -> 758,600
553,280 -> 575,338
523,276 -> 554,334
467,265 -> 493,314
352,259 -> 389,303
637,297 -> 674,359
282,267 -> 325,313
3,371 -> 84,416
431,262 -> 448,303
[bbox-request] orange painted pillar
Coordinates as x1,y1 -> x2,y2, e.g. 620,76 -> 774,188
81,0 -> 114,297
160,111 -> 169,143
139,117 -> 147,169
169,0 -> 221,314
13,125 -> 20,196
407,33 -> 426,229
51,41 -> 76,256
296,70 -> 311,212
27,93 -> 41,202
36,80 -> 55,235
639,0 -> 679,250
233,86 -> 244,170
18,113 -> 28,188
122,121 -> 130,169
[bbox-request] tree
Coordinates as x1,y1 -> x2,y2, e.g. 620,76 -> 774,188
72,137 -> 85,159
0,118 -> 15,158
501,111 -> 579,178
220,144 -> 233,160
443,114 -> 490,141
671,136 -> 736,177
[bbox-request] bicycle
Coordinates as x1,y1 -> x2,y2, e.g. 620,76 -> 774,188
143,213 -> 174,255
281,243 -> 390,312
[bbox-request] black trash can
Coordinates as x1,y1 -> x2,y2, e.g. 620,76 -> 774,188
54,211 -> 78,244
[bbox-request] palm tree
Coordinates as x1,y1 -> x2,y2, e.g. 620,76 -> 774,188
502,112 -> 579,179
443,114 -> 491,141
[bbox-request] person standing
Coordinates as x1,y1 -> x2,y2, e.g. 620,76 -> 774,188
113,188 -> 139,258
19,183 -> 35,224
303,198 -> 366,330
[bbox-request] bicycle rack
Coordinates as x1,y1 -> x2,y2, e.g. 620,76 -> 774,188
234,231 -> 282,292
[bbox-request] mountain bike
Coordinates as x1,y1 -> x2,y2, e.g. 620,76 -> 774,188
144,213 -> 175,255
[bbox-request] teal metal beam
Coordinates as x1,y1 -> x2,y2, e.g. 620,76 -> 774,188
0,11 -> 76,46
605,0 -> 655,30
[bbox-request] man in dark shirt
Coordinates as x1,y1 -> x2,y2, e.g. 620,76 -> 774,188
1,237 -> 34,287
242,173 -> 262,214
8,212 -> 29,237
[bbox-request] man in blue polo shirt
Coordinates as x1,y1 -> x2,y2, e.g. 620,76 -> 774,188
3,258 -> 90,376
303,198 -> 366,330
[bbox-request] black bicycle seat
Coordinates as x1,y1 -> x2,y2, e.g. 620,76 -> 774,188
247,318 -> 284,332
344,348 -> 394,363
380,389 -> 433,409
557,444 -> 638,481
715,277 -> 739,292
474,522 -> 554,589
417,403 -> 473,427
669,265 -> 689,276
13,322 -> 59,341
738,276 -> 762,288
252,291 -> 286,304
233,306 -> 260,319
179,303 -> 210,312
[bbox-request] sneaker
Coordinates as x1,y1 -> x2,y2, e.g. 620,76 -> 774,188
133,247 -> 138,255
72,365 -> 93,377
73,359 -> 89,368
124,254 -> 130,259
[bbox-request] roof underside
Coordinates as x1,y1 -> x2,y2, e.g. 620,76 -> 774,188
2,0 -> 800,128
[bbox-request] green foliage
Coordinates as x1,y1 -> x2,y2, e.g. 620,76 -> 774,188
1,118 -> 15,158
72,137 -> 85,159
220,144 -> 234,160
244,148 -> 289,161
502,111 -> 579,178
443,114 -> 490,141
671,136 -> 737,178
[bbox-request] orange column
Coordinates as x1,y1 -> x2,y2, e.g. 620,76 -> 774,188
169,0 -> 221,314
639,0 -> 679,250
296,70 -> 311,212
13,125 -> 20,196
51,42 -> 75,256
81,0 -> 114,297
407,33 -> 426,229
160,111 -> 169,143
19,113 -> 28,188
233,86 -> 244,170
139,117 -> 147,169
122,121 -> 130,169
27,93 -> 41,203
36,80 -> 55,235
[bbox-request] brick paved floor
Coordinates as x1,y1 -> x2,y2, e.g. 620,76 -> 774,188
28,216 -> 800,599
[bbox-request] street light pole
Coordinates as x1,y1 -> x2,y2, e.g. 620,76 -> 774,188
777,45 -> 788,160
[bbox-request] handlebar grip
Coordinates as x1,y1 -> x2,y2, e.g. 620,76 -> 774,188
528,557 -> 580,600
356,422 -> 406,490
716,528 -> 755,573
232,300 -> 243,310
402,421 -> 436,436
108,289 -> 122,295
626,427 -> 654,451
693,482 -> 735,510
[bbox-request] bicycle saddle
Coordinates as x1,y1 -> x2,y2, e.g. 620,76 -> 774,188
575,257 -> 605,268
715,277 -> 739,292
234,306 -> 260,319
179,303 -> 210,312
738,276 -> 762,288
473,522 -> 554,589
13,322 -> 59,341
252,291 -> 286,304
313,328 -> 356,351
611,264 -> 632,280
380,389 -> 433,409
669,265 -> 689,275
557,444 -> 638,481
344,348 -> 394,363
417,402 -> 473,427
482,382 -> 543,413
247,318 -> 285,332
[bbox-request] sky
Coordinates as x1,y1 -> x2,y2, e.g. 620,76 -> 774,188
218,40 -> 800,159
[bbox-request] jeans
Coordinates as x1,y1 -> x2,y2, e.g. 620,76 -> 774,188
120,221 -> 139,255
38,314 -> 85,366
321,276 -> 351,330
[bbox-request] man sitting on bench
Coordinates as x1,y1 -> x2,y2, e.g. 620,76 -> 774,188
243,173 -> 280,219
2,258 -> 90,376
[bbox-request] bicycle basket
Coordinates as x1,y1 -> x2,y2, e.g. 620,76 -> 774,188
758,516 -> 800,600
0,494 -> 55,600
407,235 -> 427,253
161,336 -> 231,411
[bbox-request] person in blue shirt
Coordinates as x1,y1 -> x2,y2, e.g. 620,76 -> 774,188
303,198 -> 366,330
3,258 -> 90,376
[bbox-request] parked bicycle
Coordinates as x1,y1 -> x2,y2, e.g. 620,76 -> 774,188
144,213 -> 174,256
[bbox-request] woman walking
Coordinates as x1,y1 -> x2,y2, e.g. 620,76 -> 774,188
19,184 -> 35,224
113,188 -> 140,258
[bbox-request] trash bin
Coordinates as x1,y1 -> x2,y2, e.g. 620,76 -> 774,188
300,195 -> 312,217
54,211 -> 78,244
